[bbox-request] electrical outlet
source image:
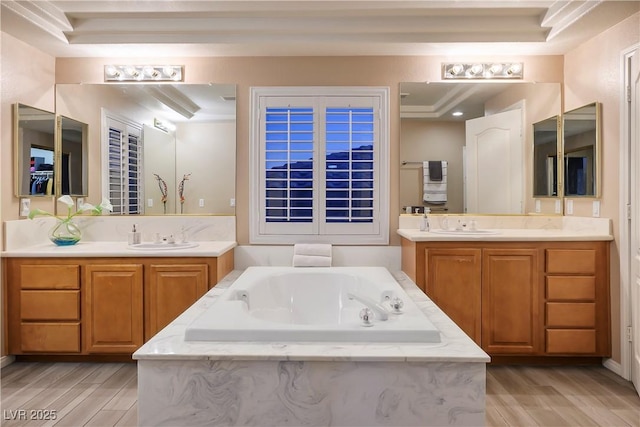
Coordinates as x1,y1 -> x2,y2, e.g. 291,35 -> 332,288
535,199 -> 541,213
19,198 -> 30,217
77,197 -> 84,207
199,198 -> 205,207
566,199 -> 573,215
230,198 -> 236,207
592,200 -> 600,217
147,198 -> 153,207
555,199 -> 561,214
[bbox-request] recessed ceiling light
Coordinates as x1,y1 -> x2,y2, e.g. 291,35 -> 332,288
452,111 -> 463,117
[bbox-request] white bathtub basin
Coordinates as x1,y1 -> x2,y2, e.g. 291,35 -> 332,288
127,242 -> 199,250
185,267 -> 441,343
430,229 -> 501,235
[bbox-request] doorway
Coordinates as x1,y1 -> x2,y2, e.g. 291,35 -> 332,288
621,45 -> 639,394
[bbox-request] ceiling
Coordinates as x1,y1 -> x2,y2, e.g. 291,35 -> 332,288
2,1 -> 639,58
4,1 -> 637,122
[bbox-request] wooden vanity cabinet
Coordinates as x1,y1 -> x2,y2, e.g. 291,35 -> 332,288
4,251 -> 234,357
403,239 -> 610,359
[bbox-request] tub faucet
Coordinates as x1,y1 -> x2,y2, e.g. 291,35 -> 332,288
347,292 -> 390,321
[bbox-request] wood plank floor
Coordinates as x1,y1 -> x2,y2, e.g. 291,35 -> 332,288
1,362 -> 638,426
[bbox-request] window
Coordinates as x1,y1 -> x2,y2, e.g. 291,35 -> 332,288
102,111 -> 143,215
250,87 -> 389,244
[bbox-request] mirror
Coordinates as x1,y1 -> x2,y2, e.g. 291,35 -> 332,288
55,83 -> 236,215
400,82 -> 561,214
563,102 -> 600,197
57,115 -> 88,196
14,103 -> 56,197
532,115 -> 560,197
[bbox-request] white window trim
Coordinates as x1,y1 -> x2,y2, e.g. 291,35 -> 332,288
101,109 -> 143,214
249,86 -> 390,245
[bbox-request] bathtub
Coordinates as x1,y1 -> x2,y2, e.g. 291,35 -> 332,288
185,266 -> 441,343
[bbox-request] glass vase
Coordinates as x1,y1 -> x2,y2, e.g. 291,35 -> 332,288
49,218 -> 81,246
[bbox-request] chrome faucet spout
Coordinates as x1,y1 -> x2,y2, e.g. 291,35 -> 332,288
347,292 -> 389,321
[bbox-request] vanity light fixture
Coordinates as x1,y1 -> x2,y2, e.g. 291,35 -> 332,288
442,62 -> 523,80
104,65 -> 184,82
153,118 -> 176,133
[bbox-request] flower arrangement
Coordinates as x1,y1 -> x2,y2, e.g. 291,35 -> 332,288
28,195 -> 113,246
153,173 -> 168,214
178,173 -> 191,214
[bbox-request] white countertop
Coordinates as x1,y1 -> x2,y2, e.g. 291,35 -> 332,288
397,228 -> 613,242
1,240 -> 237,258
133,270 -> 490,363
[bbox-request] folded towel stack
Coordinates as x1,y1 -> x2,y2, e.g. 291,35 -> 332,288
423,160 -> 448,204
292,243 -> 332,267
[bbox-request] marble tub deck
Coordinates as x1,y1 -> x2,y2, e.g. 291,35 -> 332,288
134,271 -> 490,427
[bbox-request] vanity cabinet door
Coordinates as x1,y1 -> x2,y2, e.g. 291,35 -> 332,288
482,248 -> 541,355
424,248 -> 482,343
83,264 -> 144,353
146,263 -> 208,339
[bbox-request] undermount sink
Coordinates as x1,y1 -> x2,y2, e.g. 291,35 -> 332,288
430,229 -> 501,236
127,242 -> 200,250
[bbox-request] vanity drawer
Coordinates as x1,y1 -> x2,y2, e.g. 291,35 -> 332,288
546,276 -> 596,300
546,329 -> 596,354
20,290 -> 80,320
21,323 -> 81,353
546,249 -> 596,274
546,302 -> 596,327
20,265 -> 80,289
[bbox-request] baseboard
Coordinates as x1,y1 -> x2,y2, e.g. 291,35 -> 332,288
603,358 -> 625,378
1,355 -> 15,368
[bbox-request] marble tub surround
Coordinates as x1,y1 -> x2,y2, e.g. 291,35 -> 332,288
3,215 -> 235,251
134,271 -> 489,426
398,214 -> 612,241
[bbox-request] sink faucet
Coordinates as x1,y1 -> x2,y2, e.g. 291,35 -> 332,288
347,292 -> 390,321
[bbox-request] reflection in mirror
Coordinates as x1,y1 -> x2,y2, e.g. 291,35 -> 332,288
14,104 -> 56,197
57,115 -> 88,196
533,116 -> 560,197
400,82 -> 561,214
563,102 -> 600,197
56,83 -> 236,215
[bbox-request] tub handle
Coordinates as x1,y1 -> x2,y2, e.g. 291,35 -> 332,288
359,308 -> 374,327
348,292 -> 389,321
236,290 -> 250,309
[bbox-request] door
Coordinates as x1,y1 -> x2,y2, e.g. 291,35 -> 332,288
482,248 -> 540,354
465,109 -> 523,213
630,47 -> 640,394
425,248 -> 482,343
83,264 -> 144,353
146,264 -> 208,338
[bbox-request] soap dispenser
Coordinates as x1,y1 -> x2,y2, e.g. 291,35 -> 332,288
128,224 -> 142,245
420,208 -> 431,232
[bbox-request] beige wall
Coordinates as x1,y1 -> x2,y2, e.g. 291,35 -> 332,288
400,120 -> 465,212
52,55 -> 563,246
1,33 -> 56,358
176,120 -> 236,215
563,11 -> 640,364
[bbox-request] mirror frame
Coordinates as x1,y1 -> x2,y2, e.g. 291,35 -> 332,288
532,115 -> 562,199
56,115 -> 89,197
562,102 -> 601,198
14,103 -> 56,198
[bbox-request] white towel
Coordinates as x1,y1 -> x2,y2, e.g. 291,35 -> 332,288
293,255 -> 332,267
423,160 -> 448,204
293,243 -> 332,257
292,243 -> 332,267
